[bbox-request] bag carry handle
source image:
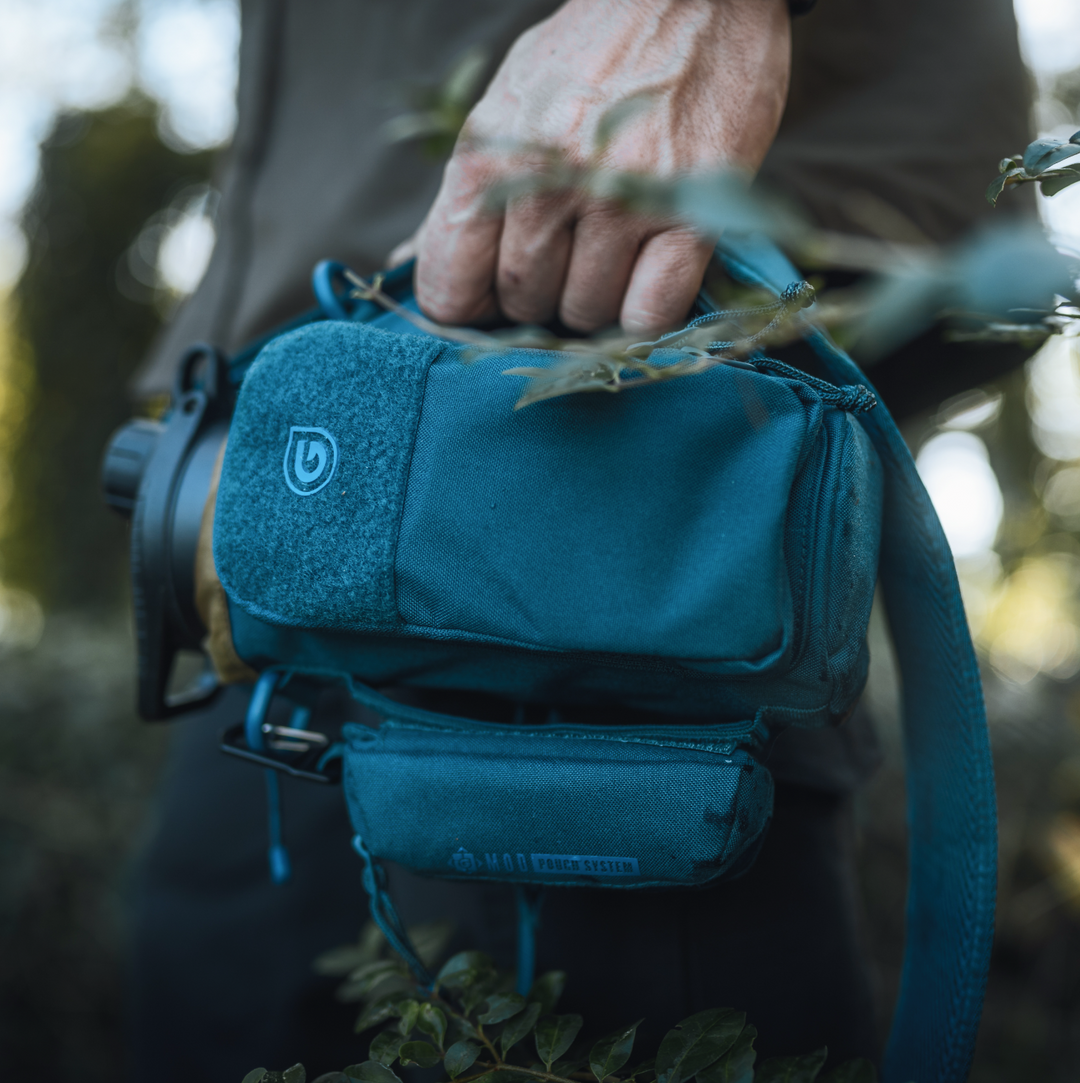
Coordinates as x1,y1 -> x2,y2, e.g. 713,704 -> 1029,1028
717,233 -> 996,1083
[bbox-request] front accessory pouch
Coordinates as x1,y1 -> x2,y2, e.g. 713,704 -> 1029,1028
340,682 -> 773,890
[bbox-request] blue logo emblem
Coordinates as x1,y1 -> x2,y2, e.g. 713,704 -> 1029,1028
284,426 -> 338,496
448,847 -> 479,874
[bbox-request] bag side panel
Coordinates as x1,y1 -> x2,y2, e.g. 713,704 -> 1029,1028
824,413 -> 883,710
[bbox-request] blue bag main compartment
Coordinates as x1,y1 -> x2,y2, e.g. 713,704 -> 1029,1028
216,318 -> 882,725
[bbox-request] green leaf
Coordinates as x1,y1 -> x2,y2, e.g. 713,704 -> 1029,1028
442,45 -> 490,108
594,92 -> 657,154
353,995 -> 422,1036
551,1035 -> 594,1077
755,1048 -> 828,1083
527,971 -> 567,1016
283,1066 -> 306,1083
590,1020 -> 643,1082
362,974 -> 414,1007
417,1003 -> 448,1049
353,999 -> 400,1034
674,172 -> 797,240
445,1040 -> 482,1079
819,1059 -> 876,1083
535,1014 -> 584,1071
627,1058 -> 657,1083
500,1001 -> 542,1058
986,169 -> 1022,206
437,951 -> 494,988
396,1000 -> 421,1037
1025,136 -> 1068,172
314,923 -> 386,977
349,960 -> 403,986
310,1074 -> 351,1083
656,1010 -> 746,1083
461,974 -> 501,1016
336,960 -> 408,1003
406,919 -> 456,968
312,944 -> 367,976
342,1063 -> 402,1083
242,1071 -> 268,1083
504,354 -> 625,408
1025,138 -> 1080,174
479,993 -> 527,1025
398,1041 -> 441,1069
696,1027 -> 757,1083
369,1031 -> 405,1066
447,1015 -> 482,1044
1041,167 -> 1080,198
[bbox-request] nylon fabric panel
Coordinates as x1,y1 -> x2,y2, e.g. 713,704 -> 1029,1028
396,352 -> 809,662
342,720 -> 774,888
228,602 -> 796,717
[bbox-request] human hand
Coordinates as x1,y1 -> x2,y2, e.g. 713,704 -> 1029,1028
408,0 -> 791,336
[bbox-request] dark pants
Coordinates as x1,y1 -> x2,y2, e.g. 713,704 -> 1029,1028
128,688 -> 879,1082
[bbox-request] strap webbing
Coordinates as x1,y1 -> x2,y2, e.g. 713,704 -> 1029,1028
719,233 -> 997,1083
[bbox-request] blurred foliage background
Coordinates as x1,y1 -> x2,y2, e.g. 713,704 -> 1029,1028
0,1 -> 1079,1082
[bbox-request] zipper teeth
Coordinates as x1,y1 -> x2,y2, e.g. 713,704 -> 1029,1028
377,717 -> 767,749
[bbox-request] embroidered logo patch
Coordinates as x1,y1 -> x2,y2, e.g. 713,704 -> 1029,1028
284,426 -> 338,496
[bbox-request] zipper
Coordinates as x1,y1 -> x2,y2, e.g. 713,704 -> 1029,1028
373,712 -> 770,756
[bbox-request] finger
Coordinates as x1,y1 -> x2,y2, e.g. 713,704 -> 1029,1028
619,228 -> 715,336
557,206 -> 644,333
414,153 -> 504,325
495,193 -> 575,325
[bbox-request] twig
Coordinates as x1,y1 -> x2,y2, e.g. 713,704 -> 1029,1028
343,269 -> 499,348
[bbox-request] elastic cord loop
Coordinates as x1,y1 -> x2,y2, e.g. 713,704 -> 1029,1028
245,669 -> 280,752
352,834 -> 435,989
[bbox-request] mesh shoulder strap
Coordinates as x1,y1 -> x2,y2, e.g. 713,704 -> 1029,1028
718,233 -> 997,1083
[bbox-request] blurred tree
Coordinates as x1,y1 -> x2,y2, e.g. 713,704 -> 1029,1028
2,97 -> 214,610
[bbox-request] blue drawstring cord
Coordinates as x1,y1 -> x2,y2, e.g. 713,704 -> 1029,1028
245,670 -> 300,885
264,769 -> 291,884
350,836 -> 545,996
515,886 -> 545,995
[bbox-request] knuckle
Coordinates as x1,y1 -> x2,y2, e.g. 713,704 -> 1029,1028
558,299 -> 612,334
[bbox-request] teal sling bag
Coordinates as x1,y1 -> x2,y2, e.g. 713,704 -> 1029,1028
209,236 -> 996,1083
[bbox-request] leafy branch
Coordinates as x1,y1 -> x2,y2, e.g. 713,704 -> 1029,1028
347,266 -> 823,409
239,921 -> 878,1083
370,70 -> 1077,401
382,46 -> 491,159
987,129 -> 1080,205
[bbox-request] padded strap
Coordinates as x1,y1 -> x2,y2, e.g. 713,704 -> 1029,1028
718,233 -> 997,1083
